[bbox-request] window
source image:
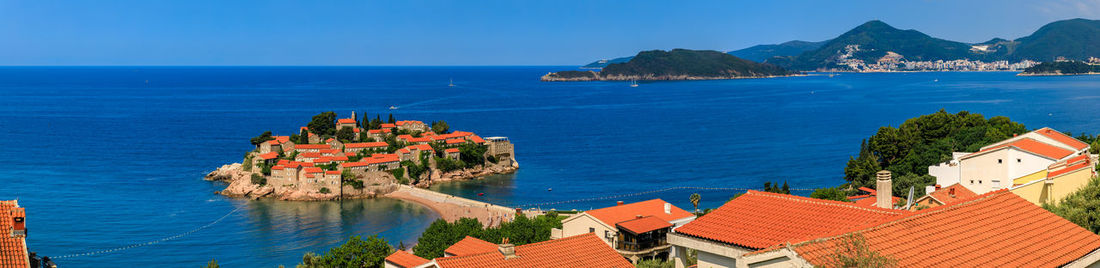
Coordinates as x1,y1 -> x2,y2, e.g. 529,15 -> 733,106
998,159 -> 1003,164
589,228 -> 595,233
992,180 -> 1001,189
1017,159 -> 1022,163
971,180 -> 974,184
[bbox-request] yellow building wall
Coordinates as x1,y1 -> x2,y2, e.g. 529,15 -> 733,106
1013,170 -> 1047,186
1011,168 -> 1093,205
1049,169 -> 1093,205
1011,181 -> 1049,205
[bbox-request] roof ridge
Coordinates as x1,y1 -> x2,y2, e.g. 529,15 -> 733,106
746,191 -> 905,215
773,189 -> 1012,252
435,233 -> 596,262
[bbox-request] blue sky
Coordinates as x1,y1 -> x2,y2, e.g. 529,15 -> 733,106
1,0 -> 1098,66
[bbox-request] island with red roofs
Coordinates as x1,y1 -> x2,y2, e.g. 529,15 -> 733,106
205,111 -> 517,201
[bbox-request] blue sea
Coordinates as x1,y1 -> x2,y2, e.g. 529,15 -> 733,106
2,67 -> 1099,267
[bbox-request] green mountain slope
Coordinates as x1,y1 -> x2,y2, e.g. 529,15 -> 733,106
727,40 -> 827,62
786,20 -> 973,70
544,49 -> 796,81
1012,18 -> 1100,61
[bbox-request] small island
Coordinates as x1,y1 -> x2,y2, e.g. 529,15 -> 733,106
1018,60 -> 1100,76
205,111 -> 517,201
541,49 -> 799,81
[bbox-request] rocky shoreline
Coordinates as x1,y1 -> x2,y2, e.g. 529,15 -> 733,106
205,162 -> 518,201
1017,72 -> 1100,76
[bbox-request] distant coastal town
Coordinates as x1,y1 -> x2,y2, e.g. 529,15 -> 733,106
205,112 -> 517,201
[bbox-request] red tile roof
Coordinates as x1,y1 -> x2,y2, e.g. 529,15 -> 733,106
617,216 -> 673,235
396,120 -> 424,126
385,250 -> 429,268
303,167 -> 323,173
381,123 -> 396,128
414,144 -> 434,151
341,162 -> 369,168
926,183 -> 977,205
584,199 -> 693,228
786,190 -> 1100,267
445,148 -> 460,153
963,138 -> 1075,160
299,152 -> 322,158
1048,161 -> 1093,179
852,195 -> 903,208
445,236 -> 499,257
469,135 -> 485,144
345,142 -> 388,148
368,129 -> 392,134
365,154 -> 400,164
325,170 -> 341,175
337,118 -> 356,124
0,201 -> 27,268
433,233 -> 632,268
275,136 -> 290,143
296,144 -> 330,150
445,139 -> 467,145
1037,127 -> 1089,150
675,191 -> 905,249
257,152 -> 279,160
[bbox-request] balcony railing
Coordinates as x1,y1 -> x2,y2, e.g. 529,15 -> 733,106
617,239 -> 667,252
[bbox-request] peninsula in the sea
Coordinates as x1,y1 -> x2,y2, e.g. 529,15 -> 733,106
541,49 -> 798,82
205,111 -> 517,201
1018,59 -> 1100,76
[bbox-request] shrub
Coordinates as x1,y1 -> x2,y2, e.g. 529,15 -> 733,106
320,187 -> 331,194
250,173 -> 267,186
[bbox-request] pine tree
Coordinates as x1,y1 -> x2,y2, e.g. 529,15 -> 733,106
388,113 -> 396,124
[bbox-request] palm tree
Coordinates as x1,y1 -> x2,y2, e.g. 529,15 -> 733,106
689,193 -> 701,213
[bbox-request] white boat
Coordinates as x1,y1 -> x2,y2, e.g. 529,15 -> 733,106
449,78 -> 455,87
389,106 -> 399,110
629,79 -> 639,87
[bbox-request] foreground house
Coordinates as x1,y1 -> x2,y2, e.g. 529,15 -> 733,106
669,191 -> 905,267
444,236 -> 499,257
385,250 -> 430,268
552,199 -> 695,262
742,190 -> 1100,267
1,200 -> 29,268
427,233 -> 633,267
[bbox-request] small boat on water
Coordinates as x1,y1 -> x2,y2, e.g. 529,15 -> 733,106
449,78 -> 455,87
477,193 -> 485,196
629,79 -> 639,87
389,106 -> 399,110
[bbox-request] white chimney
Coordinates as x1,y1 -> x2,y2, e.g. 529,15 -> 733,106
876,170 -> 893,209
499,237 -> 517,259
664,203 -> 671,214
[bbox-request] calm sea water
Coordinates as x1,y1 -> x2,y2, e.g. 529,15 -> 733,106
2,67 -> 1099,267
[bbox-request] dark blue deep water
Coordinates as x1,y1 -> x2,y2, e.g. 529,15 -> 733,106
2,67 -> 1099,267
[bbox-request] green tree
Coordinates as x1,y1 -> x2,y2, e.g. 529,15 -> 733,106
370,115 -> 382,129
1044,176 -> 1100,233
297,235 -> 394,268
307,111 -> 338,137
431,120 -> 450,134
388,113 -> 395,124
412,215 -> 562,260
299,128 -> 310,144
250,131 -> 275,146
635,259 -> 674,268
689,193 -> 701,213
821,233 -> 897,268
811,187 -> 851,202
204,259 -> 220,268
250,173 -> 267,186
336,126 -> 356,143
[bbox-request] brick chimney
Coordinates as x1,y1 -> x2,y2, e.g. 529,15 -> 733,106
935,184 -> 942,191
499,237 -> 517,259
876,170 -> 893,209
664,203 -> 671,214
11,207 -> 25,238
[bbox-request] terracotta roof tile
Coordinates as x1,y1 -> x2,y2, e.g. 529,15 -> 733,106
385,250 -> 429,268
1036,127 -> 1089,150
675,191 -> 905,249
345,142 -> 388,148
585,199 -> 693,228
445,148 -> 460,153
787,190 -> 1100,267
445,236 -> 499,257
433,233 -> 632,268
927,183 -> 977,205
617,216 -> 673,234
963,138 -> 1074,160
295,144 -> 330,150
337,118 -> 356,124
257,152 -> 279,160
381,123 -> 396,128
0,201 -> 28,268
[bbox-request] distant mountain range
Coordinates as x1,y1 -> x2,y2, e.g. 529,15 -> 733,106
580,18 -> 1100,71
545,49 -> 796,81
